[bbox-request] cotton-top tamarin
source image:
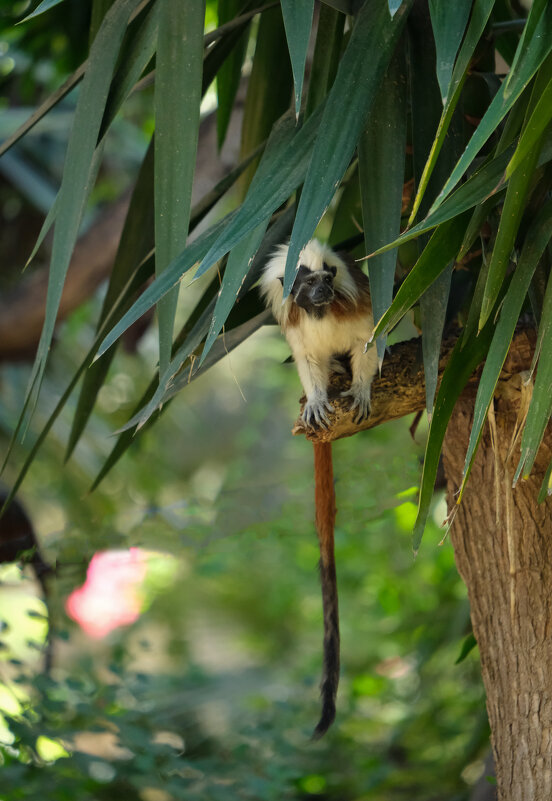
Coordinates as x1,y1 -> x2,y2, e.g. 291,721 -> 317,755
260,239 -> 378,737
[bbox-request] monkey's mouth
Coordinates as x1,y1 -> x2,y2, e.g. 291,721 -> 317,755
312,293 -> 334,306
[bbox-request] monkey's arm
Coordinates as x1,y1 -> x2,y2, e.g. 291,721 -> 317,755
293,350 -> 333,428
341,340 -> 379,423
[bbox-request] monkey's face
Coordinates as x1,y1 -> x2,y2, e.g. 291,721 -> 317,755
292,264 -> 337,317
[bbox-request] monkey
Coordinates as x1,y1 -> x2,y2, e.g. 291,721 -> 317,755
260,239 -> 378,737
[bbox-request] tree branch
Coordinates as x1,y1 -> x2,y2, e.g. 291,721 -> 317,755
292,327 -> 536,441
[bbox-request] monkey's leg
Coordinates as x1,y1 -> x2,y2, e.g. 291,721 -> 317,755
341,341 -> 378,423
294,353 -> 333,428
312,440 -> 340,738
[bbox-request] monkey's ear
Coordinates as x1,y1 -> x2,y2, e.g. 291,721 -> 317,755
329,265 -> 337,277
278,276 -> 284,285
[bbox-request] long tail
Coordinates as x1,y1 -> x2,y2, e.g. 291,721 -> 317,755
312,441 -> 340,739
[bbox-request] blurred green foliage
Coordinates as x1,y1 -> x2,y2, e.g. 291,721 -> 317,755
0,2 -> 495,798
0,308 -> 487,800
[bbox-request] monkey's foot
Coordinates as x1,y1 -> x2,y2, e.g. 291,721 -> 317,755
341,386 -> 371,424
303,395 -> 334,428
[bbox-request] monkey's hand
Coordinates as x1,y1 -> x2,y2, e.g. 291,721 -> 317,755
341,383 -> 371,424
302,393 -> 334,428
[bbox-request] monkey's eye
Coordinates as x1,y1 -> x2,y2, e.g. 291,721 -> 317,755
324,275 -> 333,283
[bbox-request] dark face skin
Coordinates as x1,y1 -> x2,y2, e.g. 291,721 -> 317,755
291,264 -> 337,318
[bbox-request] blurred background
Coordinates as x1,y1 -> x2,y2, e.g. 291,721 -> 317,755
0,1 -> 490,799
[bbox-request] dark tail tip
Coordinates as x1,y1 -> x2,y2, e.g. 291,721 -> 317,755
311,689 -> 336,739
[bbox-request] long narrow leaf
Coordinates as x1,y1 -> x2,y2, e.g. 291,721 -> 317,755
91,273 -> 224,491
20,0 -> 67,22
96,209 -> 240,359
100,0 -> 161,138
506,75 -> 552,178
0,64 -> 86,158
462,199 -> 552,491
201,219 -> 270,363
238,6 -> 293,195
479,54 -> 552,328
17,0 -> 142,436
1,257 -> 153,511
409,4 -> 462,415
155,0 -> 205,375
529,263 -> 552,379
115,207 -> 295,432
304,3 -> 344,118
515,344 -> 552,483
281,0 -> 315,118
538,459 -> 552,503
428,0 -> 472,104
359,46 -> 406,365
429,3 -> 552,213
65,141 -> 155,460
216,0 -> 251,149
196,105 -> 323,280
408,0 -> 496,224
283,0 -> 413,296
372,213 -> 470,338
412,317 -> 496,552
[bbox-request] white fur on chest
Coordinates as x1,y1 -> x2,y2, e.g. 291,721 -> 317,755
286,310 -> 373,359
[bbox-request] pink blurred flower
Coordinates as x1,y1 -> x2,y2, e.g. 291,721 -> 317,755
65,548 -> 149,638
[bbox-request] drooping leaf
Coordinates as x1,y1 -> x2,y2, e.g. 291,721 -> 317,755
515,340 -> 552,484
359,45 -> 407,365
529,258 -> 552,379
371,129 -> 552,257
412,317 -> 496,552
538,458 -> 552,503
429,3 -> 552,212
428,0 -> 472,104
455,633 -> 477,664
90,273 -> 223,491
388,0 -> 403,17
504,0 -> 548,95
19,0 -> 67,22
65,141 -> 155,461
372,213 -> 470,339
462,199 -> 552,492
305,3 -> 344,118
216,0 -> 251,149
90,0 -> 117,43
96,209 -> 240,359
201,220 -> 270,364
115,207 -> 295,433
420,265 -> 453,418
505,74 -> 552,179
154,0 -> 205,375
479,54 -> 552,328
100,0 -> 161,138
283,0 -> 413,296
409,3 -> 462,415
408,0 -> 496,224
2,257 -> 153,510
319,0 -> 354,13
281,0 -> 315,118
195,105 -> 324,281
238,6 -> 293,196
0,64 -> 86,158
14,0 -> 143,439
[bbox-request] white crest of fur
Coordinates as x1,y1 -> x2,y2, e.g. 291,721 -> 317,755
260,239 -> 358,326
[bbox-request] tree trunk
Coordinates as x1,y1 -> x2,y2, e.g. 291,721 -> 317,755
442,332 -> 552,801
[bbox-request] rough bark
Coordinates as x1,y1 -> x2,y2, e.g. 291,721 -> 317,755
294,327 -> 552,799
441,331 -> 552,801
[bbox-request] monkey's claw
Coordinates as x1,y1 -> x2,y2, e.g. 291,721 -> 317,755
302,397 -> 333,429
341,387 -> 371,424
